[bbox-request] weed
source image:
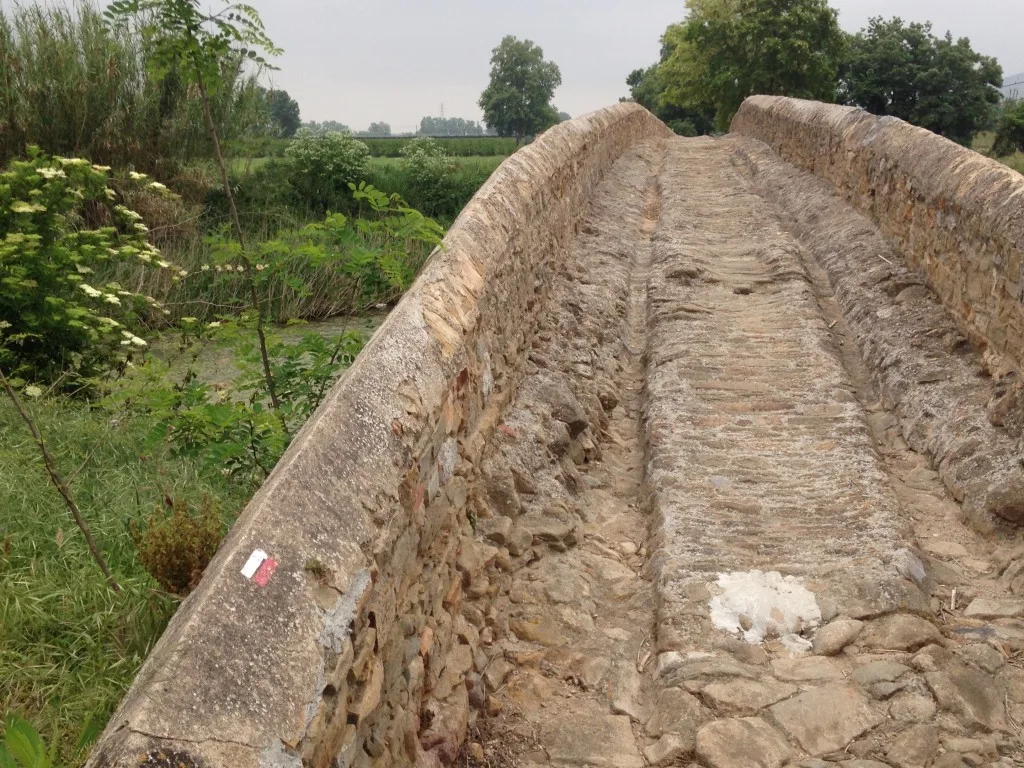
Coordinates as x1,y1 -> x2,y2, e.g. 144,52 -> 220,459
131,496 -> 224,596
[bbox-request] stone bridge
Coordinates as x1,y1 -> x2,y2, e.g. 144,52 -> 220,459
88,98 -> 1024,768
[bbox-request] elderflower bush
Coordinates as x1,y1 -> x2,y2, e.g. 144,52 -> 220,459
0,147 -> 175,382
284,128 -> 370,211
398,137 -> 461,217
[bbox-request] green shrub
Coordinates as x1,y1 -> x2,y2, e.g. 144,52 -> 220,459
398,137 -> 458,217
130,496 -> 224,596
992,100 -> 1024,158
0,149 -> 174,383
284,129 -> 370,213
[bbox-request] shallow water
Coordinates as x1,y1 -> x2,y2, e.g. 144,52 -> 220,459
150,311 -> 390,386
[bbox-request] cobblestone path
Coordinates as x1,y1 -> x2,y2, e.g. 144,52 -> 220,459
456,136 -> 1024,768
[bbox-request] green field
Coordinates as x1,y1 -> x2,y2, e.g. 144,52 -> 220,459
356,136 -> 517,157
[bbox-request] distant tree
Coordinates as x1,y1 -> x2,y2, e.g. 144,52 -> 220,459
418,116 -> 485,135
992,100 -> 1024,156
658,0 -> 844,131
557,111 -> 571,122
304,120 -> 351,134
360,122 -> 392,137
840,17 -> 1002,145
267,89 -> 300,137
479,35 -> 562,142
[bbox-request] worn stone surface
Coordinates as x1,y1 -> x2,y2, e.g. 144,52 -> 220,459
701,678 -> 797,716
852,660 -> 911,687
812,619 -> 864,655
538,710 -> 644,768
963,597 -> 1022,619
645,687 -> 711,738
860,615 -> 944,651
643,733 -> 692,766
769,685 -> 885,756
771,656 -> 844,682
925,663 -> 1009,732
733,100 -> 1024,532
886,724 -> 939,768
695,717 -> 793,768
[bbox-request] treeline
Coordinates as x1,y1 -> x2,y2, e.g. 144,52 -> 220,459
417,116 -> 487,136
626,0 -> 1006,148
300,117 -> 494,138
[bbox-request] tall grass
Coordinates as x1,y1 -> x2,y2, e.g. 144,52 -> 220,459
0,396 -> 251,763
0,2 -> 266,175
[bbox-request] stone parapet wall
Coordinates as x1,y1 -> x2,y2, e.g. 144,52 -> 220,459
732,95 -> 1024,370
86,104 -> 671,768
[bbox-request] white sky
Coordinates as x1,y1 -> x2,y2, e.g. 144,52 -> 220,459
5,0 -> 1023,131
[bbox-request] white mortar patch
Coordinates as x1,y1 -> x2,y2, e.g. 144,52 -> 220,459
708,570 -> 821,644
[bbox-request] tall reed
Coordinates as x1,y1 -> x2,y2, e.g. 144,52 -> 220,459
0,2 -> 266,175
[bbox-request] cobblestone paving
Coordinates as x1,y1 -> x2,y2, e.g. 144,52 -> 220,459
457,136 -> 1024,768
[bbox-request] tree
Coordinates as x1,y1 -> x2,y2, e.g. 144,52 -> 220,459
840,17 -> 1002,146
993,100 -> 1024,157
625,30 -> 715,136
417,116 -> 484,136
360,121 -> 391,137
658,0 -> 844,131
479,36 -> 562,142
268,88 -> 300,137
557,111 -> 571,122
305,119 -> 351,134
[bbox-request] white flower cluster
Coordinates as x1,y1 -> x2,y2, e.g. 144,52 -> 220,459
10,201 -> 46,214
36,167 -> 66,180
120,330 -> 147,347
79,283 -> 122,305
114,205 -> 143,221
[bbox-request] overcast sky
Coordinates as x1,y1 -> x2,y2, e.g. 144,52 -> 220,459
6,0 -> 1023,130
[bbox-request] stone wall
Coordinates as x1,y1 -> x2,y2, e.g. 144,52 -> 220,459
86,104 -> 672,768
731,95 -> 1024,371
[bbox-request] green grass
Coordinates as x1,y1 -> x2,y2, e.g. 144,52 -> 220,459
228,156 -> 270,175
972,131 -> 1024,175
0,314 -> 387,762
0,394 -> 253,762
